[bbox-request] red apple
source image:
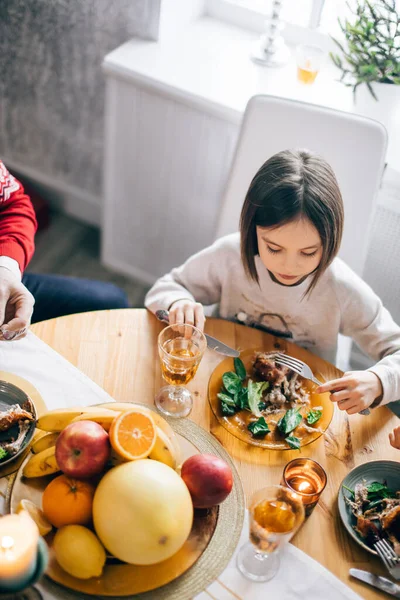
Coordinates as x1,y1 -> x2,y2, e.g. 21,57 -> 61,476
181,453 -> 233,508
55,421 -> 110,478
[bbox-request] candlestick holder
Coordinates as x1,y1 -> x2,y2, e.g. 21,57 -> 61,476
251,0 -> 290,67
281,458 -> 327,516
0,537 -> 48,599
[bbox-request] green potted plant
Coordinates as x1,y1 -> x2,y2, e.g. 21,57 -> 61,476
330,0 -> 400,166
330,0 -> 400,98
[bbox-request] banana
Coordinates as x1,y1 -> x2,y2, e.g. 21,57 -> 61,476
100,402 -> 134,412
149,426 -> 178,469
70,409 -> 120,432
31,432 -> 59,454
37,406 -> 102,432
108,448 -> 128,467
23,446 -> 60,478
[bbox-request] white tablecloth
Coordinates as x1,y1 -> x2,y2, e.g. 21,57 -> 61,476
0,332 -> 362,600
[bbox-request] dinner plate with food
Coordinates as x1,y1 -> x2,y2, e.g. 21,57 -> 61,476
208,348 -> 334,450
0,380 -> 37,467
338,460 -> 400,556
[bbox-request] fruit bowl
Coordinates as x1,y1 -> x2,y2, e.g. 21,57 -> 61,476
6,403 -> 245,599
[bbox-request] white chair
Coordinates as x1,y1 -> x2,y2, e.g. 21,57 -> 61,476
215,95 -> 387,368
216,95 -> 387,277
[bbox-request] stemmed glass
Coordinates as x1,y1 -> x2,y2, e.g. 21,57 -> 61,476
155,324 -> 207,418
237,485 -> 305,582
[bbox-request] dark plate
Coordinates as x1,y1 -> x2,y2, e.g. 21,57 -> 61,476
338,460 -> 400,555
0,380 -> 37,467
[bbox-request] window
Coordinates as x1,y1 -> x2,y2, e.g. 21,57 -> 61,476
206,0 -> 351,37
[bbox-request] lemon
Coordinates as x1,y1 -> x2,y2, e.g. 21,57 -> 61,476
16,499 -> 52,536
54,525 -> 106,579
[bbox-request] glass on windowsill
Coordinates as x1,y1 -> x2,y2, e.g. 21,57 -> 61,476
296,44 -> 324,84
236,485 -> 304,582
281,457 -> 327,516
155,324 -> 206,419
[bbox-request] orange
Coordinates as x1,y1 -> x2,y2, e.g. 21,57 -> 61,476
109,410 -> 156,461
42,474 -> 95,528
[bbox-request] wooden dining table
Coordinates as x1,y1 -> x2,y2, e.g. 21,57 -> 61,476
31,308 -> 400,600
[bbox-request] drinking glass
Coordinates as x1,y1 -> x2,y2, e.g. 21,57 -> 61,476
155,324 -> 207,418
296,44 -> 324,84
281,457 -> 327,516
237,485 -> 304,582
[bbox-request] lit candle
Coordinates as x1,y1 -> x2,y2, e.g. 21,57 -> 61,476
0,511 -> 39,592
281,458 -> 327,516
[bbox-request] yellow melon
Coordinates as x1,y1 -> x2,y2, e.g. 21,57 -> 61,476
92,460 -> 193,565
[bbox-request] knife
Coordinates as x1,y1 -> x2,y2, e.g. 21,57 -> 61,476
155,310 -> 240,358
350,568 -> 400,598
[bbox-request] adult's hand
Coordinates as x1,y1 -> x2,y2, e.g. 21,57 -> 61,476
0,267 -> 34,341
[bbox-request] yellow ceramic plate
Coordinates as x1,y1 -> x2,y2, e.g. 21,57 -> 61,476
208,348 -> 334,450
8,412 -> 245,599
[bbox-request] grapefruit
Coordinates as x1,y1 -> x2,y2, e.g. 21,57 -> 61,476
93,460 -> 193,564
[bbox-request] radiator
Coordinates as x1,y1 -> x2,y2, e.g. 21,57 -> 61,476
350,168 -> 400,370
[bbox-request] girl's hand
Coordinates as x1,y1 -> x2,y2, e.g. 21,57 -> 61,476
389,426 -> 400,450
169,299 -> 205,331
315,371 -> 383,415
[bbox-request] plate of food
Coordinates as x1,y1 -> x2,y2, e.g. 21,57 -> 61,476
208,349 -> 334,450
0,380 -> 37,467
338,460 -> 400,556
7,402 -> 244,599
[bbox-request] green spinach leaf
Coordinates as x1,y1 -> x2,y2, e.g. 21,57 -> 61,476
217,392 -> 237,407
285,435 -> 301,450
234,357 -> 247,381
221,402 -> 237,416
0,448 -> 8,460
306,408 -> 323,425
222,371 -> 242,395
366,481 -> 396,501
277,408 -> 302,435
237,387 -> 249,411
248,417 -> 270,438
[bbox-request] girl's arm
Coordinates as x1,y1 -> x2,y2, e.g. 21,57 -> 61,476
328,262 -> 400,407
145,238 -> 228,315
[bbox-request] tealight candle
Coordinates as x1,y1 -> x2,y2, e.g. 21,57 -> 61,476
281,458 -> 327,516
0,511 -> 39,592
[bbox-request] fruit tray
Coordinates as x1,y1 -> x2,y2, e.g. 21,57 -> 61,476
7,408 -> 245,599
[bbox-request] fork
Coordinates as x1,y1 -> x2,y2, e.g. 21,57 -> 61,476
274,353 -> 370,416
375,539 -> 400,580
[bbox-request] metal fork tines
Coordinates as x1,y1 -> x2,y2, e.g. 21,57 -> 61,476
274,353 -> 323,387
274,352 -> 370,416
375,539 -> 400,580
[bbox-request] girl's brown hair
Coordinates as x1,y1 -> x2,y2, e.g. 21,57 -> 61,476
240,149 -> 344,295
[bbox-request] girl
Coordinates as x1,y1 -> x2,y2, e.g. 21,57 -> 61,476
145,149 -> 400,414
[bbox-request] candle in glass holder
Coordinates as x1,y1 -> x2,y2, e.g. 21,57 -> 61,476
281,458 -> 327,516
0,511 -> 39,592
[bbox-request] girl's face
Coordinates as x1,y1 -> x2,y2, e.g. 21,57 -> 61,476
256,218 -> 323,285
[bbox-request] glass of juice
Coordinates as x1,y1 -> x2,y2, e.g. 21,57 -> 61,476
296,44 -> 324,84
155,324 -> 206,418
237,485 -> 304,582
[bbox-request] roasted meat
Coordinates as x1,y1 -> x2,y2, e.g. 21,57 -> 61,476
0,404 -> 34,432
0,420 -> 31,456
253,353 -> 289,385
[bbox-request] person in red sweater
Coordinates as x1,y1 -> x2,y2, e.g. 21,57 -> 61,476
0,160 -> 129,340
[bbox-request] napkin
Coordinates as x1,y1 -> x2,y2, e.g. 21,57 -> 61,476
194,513 -> 363,600
0,332 -> 362,600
